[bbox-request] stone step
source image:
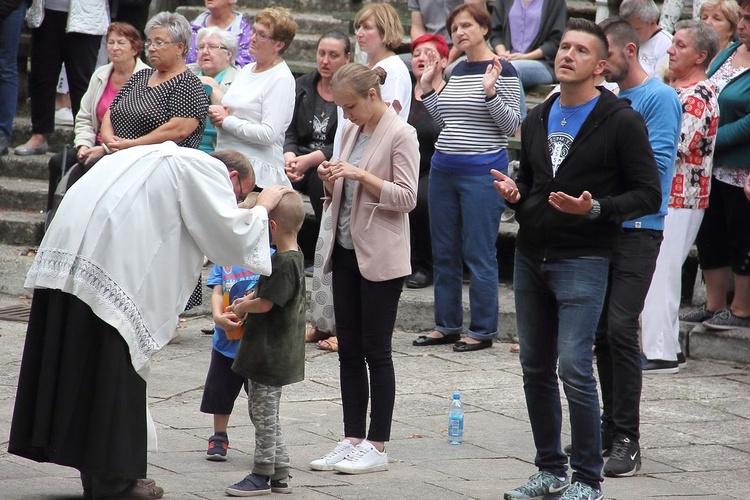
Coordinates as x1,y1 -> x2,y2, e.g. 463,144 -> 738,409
0,177 -> 47,212
176,6 -> 351,34
10,116 -> 75,154
0,210 -> 45,247
178,0 -> 395,15
0,151 -> 51,181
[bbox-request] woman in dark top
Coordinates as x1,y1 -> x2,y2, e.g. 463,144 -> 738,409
284,30 -> 351,223
100,12 -> 209,152
405,34 -> 448,289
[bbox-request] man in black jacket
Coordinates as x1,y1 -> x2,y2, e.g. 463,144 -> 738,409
494,18 -> 661,500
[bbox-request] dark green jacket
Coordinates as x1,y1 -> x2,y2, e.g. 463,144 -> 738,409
707,42 -> 750,169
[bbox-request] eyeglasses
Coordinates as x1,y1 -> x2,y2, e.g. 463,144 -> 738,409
250,30 -> 273,42
106,39 -> 131,47
197,44 -> 228,52
144,40 -> 175,49
233,175 -> 246,203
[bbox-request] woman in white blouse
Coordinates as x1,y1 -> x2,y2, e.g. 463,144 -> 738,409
209,7 -> 297,188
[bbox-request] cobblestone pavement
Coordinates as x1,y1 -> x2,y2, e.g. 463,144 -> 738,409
0,293 -> 748,499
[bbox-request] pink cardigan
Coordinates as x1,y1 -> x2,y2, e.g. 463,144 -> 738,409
322,105 -> 420,281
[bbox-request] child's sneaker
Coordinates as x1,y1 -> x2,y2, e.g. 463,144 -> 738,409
225,473 -> 270,497
206,433 -> 229,461
271,475 -> 292,494
332,440 -> 388,474
309,439 -> 355,470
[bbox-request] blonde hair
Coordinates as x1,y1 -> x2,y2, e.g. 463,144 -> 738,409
330,63 -> 387,100
255,7 -> 297,55
700,0 -> 741,33
240,191 -> 305,233
238,192 -> 260,209
270,191 -> 306,234
354,3 -> 404,51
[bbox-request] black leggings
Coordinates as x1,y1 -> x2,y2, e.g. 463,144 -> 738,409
331,243 -> 404,442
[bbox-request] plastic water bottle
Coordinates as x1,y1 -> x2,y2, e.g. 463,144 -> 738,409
448,392 -> 464,445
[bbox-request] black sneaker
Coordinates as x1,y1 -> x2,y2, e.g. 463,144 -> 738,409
271,475 -> 292,494
225,473 -> 270,496
603,435 -> 642,477
679,305 -> 714,323
642,358 -> 679,374
206,433 -> 229,461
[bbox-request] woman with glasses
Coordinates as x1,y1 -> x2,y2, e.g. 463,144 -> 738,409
186,0 -> 253,67
189,26 -> 240,153
98,12 -> 209,153
209,7 -> 297,188
46,22 -> 148,212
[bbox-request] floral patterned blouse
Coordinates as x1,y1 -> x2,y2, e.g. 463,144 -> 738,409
669,80 -> 720,210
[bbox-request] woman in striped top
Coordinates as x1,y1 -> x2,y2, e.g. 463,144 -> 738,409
413,3 -> 521,352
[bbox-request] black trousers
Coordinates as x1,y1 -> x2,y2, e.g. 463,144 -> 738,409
408,173 -> 432,270
331,243 -> 404,442
29,9 -> 101,135
595,229 -> 663,442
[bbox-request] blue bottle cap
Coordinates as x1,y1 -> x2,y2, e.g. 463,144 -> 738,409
453,392 -> 460,399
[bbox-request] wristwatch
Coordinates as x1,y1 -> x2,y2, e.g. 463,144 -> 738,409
586,199 -> 601,220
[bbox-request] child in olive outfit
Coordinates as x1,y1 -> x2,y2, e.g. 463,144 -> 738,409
225,191 -> 307,497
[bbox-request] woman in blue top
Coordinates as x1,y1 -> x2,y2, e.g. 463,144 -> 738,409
688,0 -> 750,330
414,3 -> 521,352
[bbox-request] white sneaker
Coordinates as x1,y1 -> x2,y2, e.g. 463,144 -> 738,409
309,439 -> 355,471
55,107 -> 75,126
332,440 -> 388,474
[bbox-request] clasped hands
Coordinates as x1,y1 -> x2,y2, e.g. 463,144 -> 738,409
317,159 -> 360,183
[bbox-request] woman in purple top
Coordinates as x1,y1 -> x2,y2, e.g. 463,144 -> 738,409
186,0 -> 254,67
489,0 -> 566,113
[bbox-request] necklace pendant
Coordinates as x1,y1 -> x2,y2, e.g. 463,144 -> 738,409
561,117 -> 567,127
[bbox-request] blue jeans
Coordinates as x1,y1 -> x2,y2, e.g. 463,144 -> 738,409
428,167 -> 505,340
510,59 -> 554,121
514,249 -> 608,490
0,1 -> 26,141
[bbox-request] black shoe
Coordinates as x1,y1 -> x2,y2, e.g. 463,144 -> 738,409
642,358 -> 679,374
413,332 -> 461,346
603,435 -> 641,477
271,475 -> 292,494
406,268 -> 433,289
453,339 -> 492,352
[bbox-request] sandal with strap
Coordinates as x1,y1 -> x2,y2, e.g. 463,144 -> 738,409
317,337 -> 338,352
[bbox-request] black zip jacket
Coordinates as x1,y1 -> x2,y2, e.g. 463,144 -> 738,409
513,88 -> 662,261
283,70 -> 336,161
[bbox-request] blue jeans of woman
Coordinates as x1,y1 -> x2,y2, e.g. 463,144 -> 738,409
428,167 -> 504,341
0,1 -> 26,143
514,249 -> 608,490
510,59 -> 554,120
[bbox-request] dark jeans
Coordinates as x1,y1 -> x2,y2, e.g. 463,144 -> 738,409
29,10 -> 101,135
331,243 -> 404,442
409,173 -> 432,271
514,249 -> 609,490
0,0 -> 26,141
595,229 -> 662,442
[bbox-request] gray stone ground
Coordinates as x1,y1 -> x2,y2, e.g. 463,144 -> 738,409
0,288 -> 749,500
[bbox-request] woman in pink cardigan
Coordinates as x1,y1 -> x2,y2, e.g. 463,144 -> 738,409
309,63 -> 419,475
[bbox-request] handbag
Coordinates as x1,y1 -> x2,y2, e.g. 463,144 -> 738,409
25,0 -> 44,28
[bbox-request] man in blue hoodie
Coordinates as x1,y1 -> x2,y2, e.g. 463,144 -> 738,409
594,17 -> 681,478
494,18 -> 661,500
